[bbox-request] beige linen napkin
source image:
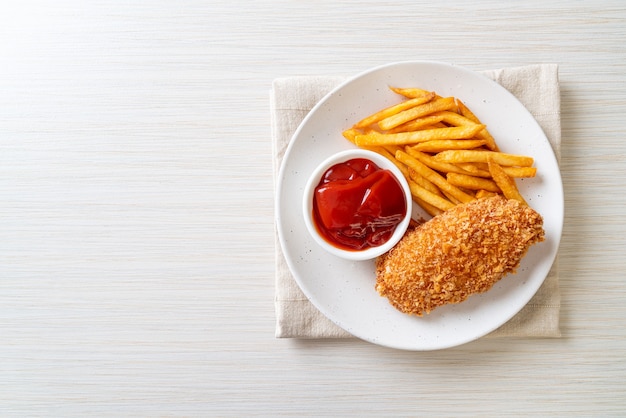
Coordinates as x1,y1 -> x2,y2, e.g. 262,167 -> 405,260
271,64 -> 561,339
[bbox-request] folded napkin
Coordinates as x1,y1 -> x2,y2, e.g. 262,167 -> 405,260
271,64 -> 562,340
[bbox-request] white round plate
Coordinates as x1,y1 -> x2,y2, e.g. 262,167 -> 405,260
276,61 -> 563,351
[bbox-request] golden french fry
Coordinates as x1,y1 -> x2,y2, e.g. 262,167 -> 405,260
376,147 -> 410,178
434,150 -> 534,167
407,167 -> 445,198
476,189 -> 499,199
488,161 -> 527,205
441,189 -> 462,205
434,110 -> 499,151
454,162 -> 536,178
411,139 -> 487,153
454,99 -> 479,123
387,115 -> 445,133
342,128 -> 361,144
455,99 -> 499,151
456,162 -> 488,173
354,132 -> 422,146
404,148 -> 477,176
446,172 -> 501,192
353,92 -> 436,128
502,166 -> 537,178
355,125 -> 485,147
454,162 -> 491,177
413,195 -> 444,217
378,97 -> 456,130
389,86 -> 433,98
383,145 -> 404,155
396,150 -> 475,204
475,130 -> 497,152
433,110 -> 478,127
408,180 -> 456,212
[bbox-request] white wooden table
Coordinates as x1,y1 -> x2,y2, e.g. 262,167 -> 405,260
2,1 -> 625,416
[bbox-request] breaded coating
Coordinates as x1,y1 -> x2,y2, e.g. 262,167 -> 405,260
375,195 -> 545,316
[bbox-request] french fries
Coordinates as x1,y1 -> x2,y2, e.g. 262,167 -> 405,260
378,97 -> 456,130
408,180 -> 455,214
354,125 -> 485,147
488,161 -> 527,205
396,151 -> 475,204
410,139 -> 487,153
353,92 -> 436,129
342,86 -> 537,215
434,150 -> 534,167
446,172 -> 501,193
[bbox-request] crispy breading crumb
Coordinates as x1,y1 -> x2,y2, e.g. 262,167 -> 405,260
375,195 -> 545,316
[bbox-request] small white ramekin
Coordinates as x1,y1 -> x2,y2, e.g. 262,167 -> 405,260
302,149 -> 412,261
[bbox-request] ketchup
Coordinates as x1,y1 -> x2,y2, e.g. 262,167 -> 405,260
312,158 -> 407,251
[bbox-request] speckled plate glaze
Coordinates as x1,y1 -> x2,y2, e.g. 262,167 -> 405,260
276,61 -> 563,350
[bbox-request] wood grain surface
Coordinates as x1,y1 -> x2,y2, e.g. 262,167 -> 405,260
1,1 -> 626,416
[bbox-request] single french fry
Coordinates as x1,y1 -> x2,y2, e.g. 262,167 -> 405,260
342,128 -> 361,144
453,163 -> 491,177
432,110 -> 498,150
434,150 -> 534,167
383,145 -> 404,155
413,195 -> 444,217
411,139 -> 487,153
408,179 -> 456,212
447,163 -> 536,179
404,148 -> 477,176
354,132 -> 425,146
454,99 -> 479,123
356,124 -> 485,147
476,189 -> 499,199
441,189 -> 462,205
387,115 -> 445,133
502,166 -> 537,178
396,150 -> 475,204
433,110 -> 479,127
375,146 -> 398,161
378,97 -> 456,130
459,162 -> 489,170
407,167 -> 445,198
341,129 -> 390,156
455,99 -> 499,151
475,130 -> 497,152
488,161 -> 527,205
375,147 -> 410,178
446,172 -> 501,192
353,92 -> 436,128
389,86 -> 433,98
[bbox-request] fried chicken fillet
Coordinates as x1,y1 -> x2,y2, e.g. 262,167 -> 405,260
375,195 -> 545,316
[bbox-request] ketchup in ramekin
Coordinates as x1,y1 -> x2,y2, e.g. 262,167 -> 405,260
303,149 -> 412,260
312,157 -> 407,251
